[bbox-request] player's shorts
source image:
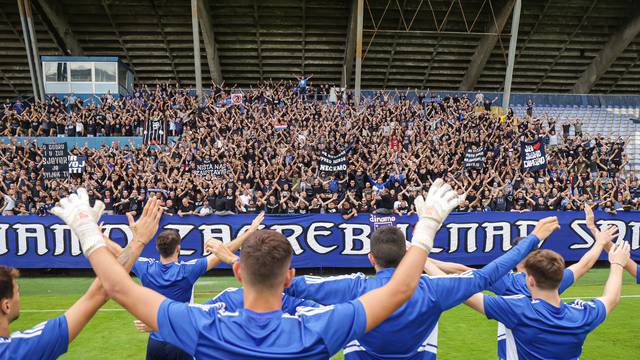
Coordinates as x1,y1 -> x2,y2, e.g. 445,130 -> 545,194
146,337 -> 192,360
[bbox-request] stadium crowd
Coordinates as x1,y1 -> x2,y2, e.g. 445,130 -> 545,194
1,80 -> 638,216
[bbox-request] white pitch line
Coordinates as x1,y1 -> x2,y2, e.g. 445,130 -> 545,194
197,280 -> 230,285
20,294 -> 640,313
22,308 -> 126,313
561,294 -> 640,300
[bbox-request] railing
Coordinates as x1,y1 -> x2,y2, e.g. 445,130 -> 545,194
24,89 -> 640,108
0,136 -> 180,149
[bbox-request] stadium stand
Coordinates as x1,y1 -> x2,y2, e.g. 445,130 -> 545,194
0,1 -> 639,359
1,81 -> 639,216
512,103 -> 640,172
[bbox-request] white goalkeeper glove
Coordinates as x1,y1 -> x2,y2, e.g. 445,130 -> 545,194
50,187 -> 106,257
412,178 -> 465,252
74,187 -> 105,222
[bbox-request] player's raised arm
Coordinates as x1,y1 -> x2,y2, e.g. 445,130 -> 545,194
584,203 -> 599,234
358,178 -> 462,332
52,189 -> 166,332
586,205 -> 638,281
566,224 -> 617,281
597,241 -> 631,314
630,260 -> 639,281
60,195 -> 164,341
459,217 -> 561,314
424,258 -> 473,275
205,239 -> 239,264
434,217 -> 559,311
204,211 -> 264,270
423,258 -> 448,276
463,293 -> 486,314
45,188 -> 109,343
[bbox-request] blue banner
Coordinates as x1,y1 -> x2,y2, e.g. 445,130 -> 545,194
0,212 -> 638,269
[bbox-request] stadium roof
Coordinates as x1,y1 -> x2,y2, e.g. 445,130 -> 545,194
0,0 -> 639,99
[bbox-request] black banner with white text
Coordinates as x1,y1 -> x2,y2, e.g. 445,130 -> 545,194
521,139 -> 547,172
43,143 -> 69,179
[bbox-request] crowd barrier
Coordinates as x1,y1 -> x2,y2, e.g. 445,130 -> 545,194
9,89 -> 638,109
366,91 -> 640,108
0,212 -> 638,269
0,136 -> 180,149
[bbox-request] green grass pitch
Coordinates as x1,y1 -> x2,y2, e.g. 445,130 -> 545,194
11,269 -> 639,359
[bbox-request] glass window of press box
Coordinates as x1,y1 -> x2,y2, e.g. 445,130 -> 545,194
69,62 -> 92,82
95,62 -> 116,82
42,57 -> 133,96
44,62 -> 68,82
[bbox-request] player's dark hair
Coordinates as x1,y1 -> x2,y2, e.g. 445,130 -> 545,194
523,250 -> 565,290
0,266 -> 19,301
156,229 -> 181,258
240,230 -> 293,289
370,226 -> 406,268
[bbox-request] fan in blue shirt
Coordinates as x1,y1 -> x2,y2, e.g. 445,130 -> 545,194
58,178 -> 464,360
424,207 -> 619,360
283,217 -> 560,360
126,212 -> 264,360
464,238 -> 631,360
2,193 -> 163,360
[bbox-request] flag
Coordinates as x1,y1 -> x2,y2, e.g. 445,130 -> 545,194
521,138 -> 547,171
231,93 -> 243,105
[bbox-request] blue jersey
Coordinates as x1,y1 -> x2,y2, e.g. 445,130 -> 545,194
156,298 -> 366,359
0,315 -> 68,360
285,234 -> 541,360
484,295 -> 607,360
492,269 -> 575,360
132,256 -> 208,341
204,287 -> 320,314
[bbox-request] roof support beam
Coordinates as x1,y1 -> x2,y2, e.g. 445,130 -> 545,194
191,0 -> 203,100
459,0 -> 515,91
341,0 -> 357,88
572,9 -> 640,94
197,0 -> 223,85
18,0 -> 43,100
501,0 -> 521,109
354,0 -> 363,104
34,0 -> 83,55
